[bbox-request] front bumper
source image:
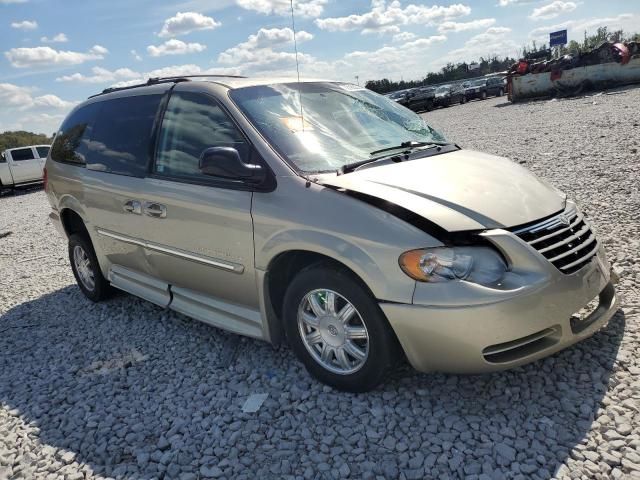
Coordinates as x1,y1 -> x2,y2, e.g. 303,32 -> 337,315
380,230 -> 619,374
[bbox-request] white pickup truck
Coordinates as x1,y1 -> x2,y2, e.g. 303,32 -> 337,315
0,145 -> 50,193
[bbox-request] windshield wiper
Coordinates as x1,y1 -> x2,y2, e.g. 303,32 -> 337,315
340,141 -> 449,174
369,140 -> 448,156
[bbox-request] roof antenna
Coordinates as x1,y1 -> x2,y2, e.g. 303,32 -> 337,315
290,0 -> 301,84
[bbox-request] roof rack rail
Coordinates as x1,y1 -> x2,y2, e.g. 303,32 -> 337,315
89,74 -> 247,99
148,74 -> 247,81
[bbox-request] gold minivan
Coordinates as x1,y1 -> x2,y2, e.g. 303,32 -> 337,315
45,76 -> 618,392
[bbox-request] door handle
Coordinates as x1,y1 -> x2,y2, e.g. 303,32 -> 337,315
123,200 -> 141,214
143,202 -> 167,218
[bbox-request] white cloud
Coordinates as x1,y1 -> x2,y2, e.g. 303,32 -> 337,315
316,1 -> 471,34
147,39 -> 206,57
131,49 -> 142,61
11,20 -> 37,30
529,1 -> 577,20
237,0 -> 328,18
330,35 -> 448,81
497,0 -> 535,6
529,13 -> 637,42
0,0 -> 28,4
438,18 -> 496,33
56,66 -> 140,84
0,82 -> 75,111
158,11 -> 221,38
4,45 -> 108,68
40,33 -> 68,43
437,26 -> 518,67
218,27 -> 313,66
0,83 -> 33,107
89,45 -> 108,55
392,31 -> 416,42
32,94 -> 75,109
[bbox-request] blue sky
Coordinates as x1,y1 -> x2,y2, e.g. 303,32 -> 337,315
1,0 -> 638,134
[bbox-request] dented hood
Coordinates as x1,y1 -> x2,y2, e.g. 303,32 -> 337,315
318,149 -> 565,232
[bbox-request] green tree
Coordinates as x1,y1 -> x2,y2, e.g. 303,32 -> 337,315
0,131 -> 53,152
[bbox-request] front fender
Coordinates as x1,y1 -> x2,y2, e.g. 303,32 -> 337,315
258,228 -> 403,297
252,178 -> 438,304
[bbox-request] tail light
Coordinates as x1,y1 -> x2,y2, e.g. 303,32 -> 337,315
43,166 -> 48,192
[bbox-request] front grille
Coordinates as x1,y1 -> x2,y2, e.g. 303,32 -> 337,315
512,205 -> 598,275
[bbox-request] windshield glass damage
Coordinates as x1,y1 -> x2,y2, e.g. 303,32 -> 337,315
229,82 -> 447,173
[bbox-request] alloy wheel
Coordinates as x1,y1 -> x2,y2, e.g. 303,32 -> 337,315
297,289 -> 369,375
73,245 -> 95,291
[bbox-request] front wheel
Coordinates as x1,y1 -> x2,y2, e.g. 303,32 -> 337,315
283,263 -> 400,392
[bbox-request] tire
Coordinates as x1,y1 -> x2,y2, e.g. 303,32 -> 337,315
68,233 -> 113,302
283,263 -> 400,392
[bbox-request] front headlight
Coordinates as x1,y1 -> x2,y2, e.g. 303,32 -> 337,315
399,246 -> 507,286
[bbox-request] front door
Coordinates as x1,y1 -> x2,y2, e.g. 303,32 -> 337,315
140,87 -> 258,333
8,147 -> 41,183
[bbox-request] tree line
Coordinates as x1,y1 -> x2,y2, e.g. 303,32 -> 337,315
366,26 -> 640,95
365,56 -> 516,94
0,131 -> 53,152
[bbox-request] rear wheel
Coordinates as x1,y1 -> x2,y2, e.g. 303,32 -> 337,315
69,234 -> 113,302
283,263 -> 399,392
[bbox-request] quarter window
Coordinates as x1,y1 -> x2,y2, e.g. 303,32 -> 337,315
155,92 -> 249,181
10,148 -> 35,161
87,94 -> 162,177
51,102 -> 101,165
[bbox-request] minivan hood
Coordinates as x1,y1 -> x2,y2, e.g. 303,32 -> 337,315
318,149 -> 565,232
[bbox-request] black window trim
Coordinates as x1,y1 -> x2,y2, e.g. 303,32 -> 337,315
150,88 -> 275,193
10,147 -> 37,161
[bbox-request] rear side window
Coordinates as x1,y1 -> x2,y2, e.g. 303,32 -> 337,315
11,148 -> 35,161
51,102 -> 101,165
86,94 -> 162,177
36,146 -> 50,159
154,92 -> 249,181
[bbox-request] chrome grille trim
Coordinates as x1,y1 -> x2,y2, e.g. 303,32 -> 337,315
513,204 -> 578,235
529,212 -> 583,246
559,241 -> 600,272
548,234 -> 596,263
538,222 -> 591,254
512,205 -> 598,275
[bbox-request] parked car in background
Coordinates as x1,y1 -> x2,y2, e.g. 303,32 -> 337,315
465,77 -> 505,101
408,87 -> 436,112
46,77 -> 617,392
388,88 -> 416,108
434,84 -> 466,107
0,145 -> 49,193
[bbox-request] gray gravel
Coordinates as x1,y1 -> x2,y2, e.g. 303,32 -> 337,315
1,87 -> 639,480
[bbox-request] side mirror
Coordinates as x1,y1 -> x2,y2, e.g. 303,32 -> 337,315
199,146 -> 265,183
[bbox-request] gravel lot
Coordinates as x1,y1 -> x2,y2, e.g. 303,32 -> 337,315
1,87 -> 639,480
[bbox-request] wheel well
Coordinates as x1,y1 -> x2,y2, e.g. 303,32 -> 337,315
265,250 -> 374,344
60,209 -> 89,239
